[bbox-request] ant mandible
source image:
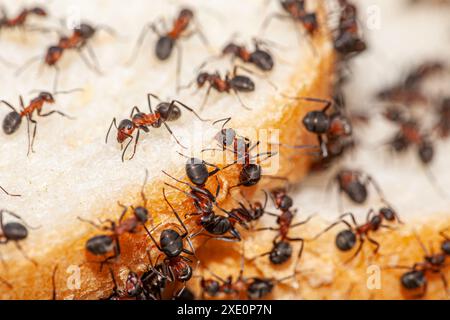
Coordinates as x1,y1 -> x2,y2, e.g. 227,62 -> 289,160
128,8 -> 208,91
0,209 -> 39,266
391,230 -> 450,298
1,90 -> 78,155
252,189 -> 313,265
105,93 -> 207,162
313,206 -> 402,263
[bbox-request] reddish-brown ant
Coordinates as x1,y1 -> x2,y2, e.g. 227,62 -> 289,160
261,1 -> 319,38
163,155 -> 244,242
251,189 -> 313,265
313,206 -> 402,263
0,6 -> 47,32
128,8 -> 207,90
1,90 -> 79,155
331,169 -> 384,205
79,172 -> 152,268
0,209 -> 39,266
144,189 -> 196,297
390,230 -> 450,298
105,93 -> 206,162
333,0 -> 367,58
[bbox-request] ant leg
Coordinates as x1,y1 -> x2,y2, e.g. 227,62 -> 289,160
85,43 -> 103,74
0,275 -> 12,289
37,108 -> 74,119
76,49 -> 101,75
0,100 -> 18,112
311,219 -> 352,241
366,209 -> 375,222
162,121 -> 187,149
116,203 -> 128,223
77,217 -> 110,231
163,188 -> 190,238
0,210 -> 39,229
105,118 -> 118,144
28,116 -> 38,156
413,232 -> 430,256
259,13 -> 291,36
291,214 -> 315,229
175,43 -> 183,93
126,23 -> 159,65
51,265 -> 58,300
0,55 -> 16,68
129,129 -> 141,161
286,237 -> 305,271
129,106 -> 141,118
439,271 -> 449,297
365,174 -> 386,202
172,100 -> 209,121
367,236 -> 381,255
121,133 -> 135,162
14,241 -> 37,266
339,212 -> 358,227
344,238 -> 364,264
0,186 -> 21,197
15,54 -> 42,77
233,89 -> 252,110
147,93 -> 163,113
200,85 -> 213,111
254,226 -> 280,232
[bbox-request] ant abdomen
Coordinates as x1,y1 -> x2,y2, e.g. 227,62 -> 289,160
3,111 -> 22,135
3,222 -> 28,241
156,103 -> 181,121
335,229 -> 356,251
401,270 -> 426,291
160,229 -> 183,257
303,111 -> 330,134
269,241 -> 292,264
239,164 -> 262,187
86,235 -> 115,256
249,50 -> 274,71
229,76 -> 255,92
156,36 -> 175,60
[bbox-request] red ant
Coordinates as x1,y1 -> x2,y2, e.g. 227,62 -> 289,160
16,22 -> 114,92
261,1 -> 319,38
79,172 -> 152,269
163,155 -> 244,242
128,8 -> 207,91
331,169 -> 385,206
1,89 -> 79,155
144,189 -> 196,297
0,6 -> 47,32
181,66 -> 257,111
0,209 -> 39,266
390,230 -> 450,298
251,189 -> 313,265
105,93 -> 206,162
333,0 -> 367,58
313,206 -> 402,263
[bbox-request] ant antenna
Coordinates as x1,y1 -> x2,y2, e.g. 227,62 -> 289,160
51,264 -> 58,300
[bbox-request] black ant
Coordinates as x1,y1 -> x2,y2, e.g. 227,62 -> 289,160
314,206 -> 401,263
333,0 -> 367,58
79,172 -> 152,268
261,1 -> 319,39
1,90 -> 79,155
16,21 -> 114,92
163,156 -> 244,242
144,189 -> 196,297
0,6 -> 47,32
182,66 -> 257,110
105,93 -> 206,162
251,189 -> 313,265
128,8 -> 207,91
0,209 -> 39,266
390,230 -> 450,298
331,169 -> 384,205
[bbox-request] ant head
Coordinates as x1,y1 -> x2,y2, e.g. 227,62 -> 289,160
215,128 -> 236,147
401,270 -> 426,291
86,235 -> 115,256
30,7 -> 47,16
222,43 -> 241,56
269,241 -> 292,265
185,158 -> 209,186
239,164 -> 262,187
272,189 -> 293,211
302,13 -> 318,34
134,206 -> 149,223
3,222 -> 28,241
3,111 -> 22,135
160,229 -> 183,258
125,271 -> 142,297
335,229 -> 356,251
156,102 -> 181,121
39,92 -> 55,103
197,72 -> 210,87
117,119 -> 134,143
247,278 -> 274,300
303,111 -> 330,134
45,46 -> 64,65
180,8 -> 194,20
379,207 -> 396,221
425,254 -> 445,267
75,23 -> 96,39
281,0 -> 300,11
202,279 -> 221,296
334,31 -> 367,56
441,240 -> 450,255
418,141 -> 434,164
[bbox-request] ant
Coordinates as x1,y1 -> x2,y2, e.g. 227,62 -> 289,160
106,268 -> 147,300
300,97 -> 352,158
128,8 -> 208,91
251,189 -> 313,265
163,156 -> 244,242
391,230 -> 450,298
79,172 -> 152,268
0,209 -> 39,266
105,93 -> 206,162
434,97 -> 450,138
229,190 -> 271,228
0,6 -> 47,32
182,66 -> 256,111
333,0 -> 367,58
331,169 -> 384,205
261,1 -> 319,38
313,206 -> 402,263
1,90 -> 78,155
144,189 -> 196,297
16,22 -> 114,92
